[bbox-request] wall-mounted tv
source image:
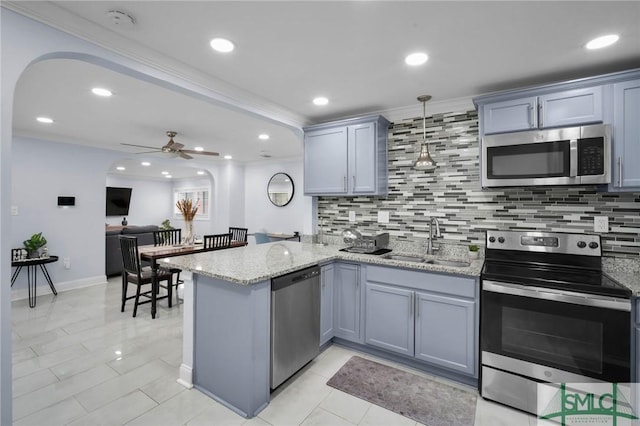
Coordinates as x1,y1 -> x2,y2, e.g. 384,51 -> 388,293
106,186 -> 132,216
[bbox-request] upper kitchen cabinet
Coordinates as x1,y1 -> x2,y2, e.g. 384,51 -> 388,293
303,115 -> 390,196
612,79 -> 640,189
481,87 -> 603,135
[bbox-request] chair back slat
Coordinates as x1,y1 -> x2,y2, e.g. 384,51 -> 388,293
153,229 -> 182,246
228,227 -> 248,242
203,233 -> 232,250
119,235 -> 142,276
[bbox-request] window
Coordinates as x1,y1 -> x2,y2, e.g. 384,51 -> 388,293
174,187 -> 209,220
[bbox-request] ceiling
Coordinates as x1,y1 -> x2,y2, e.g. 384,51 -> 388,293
7,1 -> 640,171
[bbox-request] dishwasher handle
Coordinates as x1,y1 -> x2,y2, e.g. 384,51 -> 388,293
272,266 -> 320,292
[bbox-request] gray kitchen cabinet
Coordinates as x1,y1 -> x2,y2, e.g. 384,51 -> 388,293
414,291 -> 475,375
333,263 -> 362,342
364,265 -> 478,377
612,78 -> 640,190
303,115 -> 389,196
320,263 -> 335,346
365,283 -> 414,356
481,86 -> 603,135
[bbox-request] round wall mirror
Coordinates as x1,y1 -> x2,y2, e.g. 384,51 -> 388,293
267,173 -> 294,207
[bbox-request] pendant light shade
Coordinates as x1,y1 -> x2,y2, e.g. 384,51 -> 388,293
413,95 -> 437,171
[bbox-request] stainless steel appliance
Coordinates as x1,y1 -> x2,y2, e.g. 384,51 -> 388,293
482,123 -> 611,187
480,230 -> 631,415
271,265 -> 320,389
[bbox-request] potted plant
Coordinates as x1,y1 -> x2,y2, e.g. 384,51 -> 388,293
160,219 -> 174,230
23,232 -> 47,259
468,244 -> 479,260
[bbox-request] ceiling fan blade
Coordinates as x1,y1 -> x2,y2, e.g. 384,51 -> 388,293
121,143 -> 162,150
171,142 -> 184,150
181,149 -> 220,156
179,152 -> 193,160
135,150 -> 164,154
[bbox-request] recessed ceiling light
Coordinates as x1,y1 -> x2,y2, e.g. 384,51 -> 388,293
165,175 -> 172,178
36,116 -> 53,124
116,166 -> 126,171
210,38 -> 234,53
224,155 -> 232,160
161,171 -> 169,175
194,147 -> 204,152
197,171 -> 205,175
313,97 -> 329,106
258,134 -> 270,140
586,34 -> 619,50
141,161 -> 151,166
405,52 -> 429,66
91,87 -> 112,97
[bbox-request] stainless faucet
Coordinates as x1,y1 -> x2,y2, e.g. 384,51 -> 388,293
317,219 -> 326,245
427,217 -> 441,255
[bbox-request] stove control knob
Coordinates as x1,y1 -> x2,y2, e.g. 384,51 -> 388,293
589,241 -> 599,249
488,236 -> 496,243
577,241 -> 587,248
498,237 -> 505,244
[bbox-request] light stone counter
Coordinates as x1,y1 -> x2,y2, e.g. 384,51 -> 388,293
603,256 -> 640,296
164,240 -> 483,284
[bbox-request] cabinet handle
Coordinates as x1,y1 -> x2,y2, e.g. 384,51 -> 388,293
352,175 -> 356,189
409,293 -> 414,317
618,157 -> 622,187
529,104 -> 535,128
416,295 -> 420,318
538,103 -> 543,128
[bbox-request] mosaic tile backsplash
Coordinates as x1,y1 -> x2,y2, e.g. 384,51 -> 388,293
317,110 -> 640,258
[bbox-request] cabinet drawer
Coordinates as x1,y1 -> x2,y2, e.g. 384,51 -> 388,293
366,265 -> 476,298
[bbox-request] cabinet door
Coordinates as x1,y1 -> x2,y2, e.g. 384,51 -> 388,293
415,291 -> 475,375
539,86 -> 603,128
349,122 -> 376,194
320,264 -> 335,346
482,97 -> 537,134
333,263 -> 361,342
365,283 -> 414,356
613,79 -> 640,189
304,127 -> 348,194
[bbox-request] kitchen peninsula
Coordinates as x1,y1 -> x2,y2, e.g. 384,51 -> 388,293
164,240 -> 483,418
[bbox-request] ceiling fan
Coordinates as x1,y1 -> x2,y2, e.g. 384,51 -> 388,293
121,131 -> 219,159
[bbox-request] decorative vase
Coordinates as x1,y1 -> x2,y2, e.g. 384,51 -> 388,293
183,220 -> 194,245
26,249 -> 40,259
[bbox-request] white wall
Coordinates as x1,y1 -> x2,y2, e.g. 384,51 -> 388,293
106,175 -> 173,227
244,159 -> 305,236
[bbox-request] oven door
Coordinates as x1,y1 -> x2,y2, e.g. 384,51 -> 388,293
481,280 -> 630,383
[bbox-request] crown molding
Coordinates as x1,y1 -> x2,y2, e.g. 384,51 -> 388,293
2,1 -> 307,131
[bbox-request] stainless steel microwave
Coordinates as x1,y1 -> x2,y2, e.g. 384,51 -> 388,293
482,124 -> 611,187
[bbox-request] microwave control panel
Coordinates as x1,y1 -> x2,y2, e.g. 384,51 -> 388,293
578,137 -> 605,176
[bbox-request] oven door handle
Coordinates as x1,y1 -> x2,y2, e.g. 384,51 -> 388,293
482,280 -> 630,311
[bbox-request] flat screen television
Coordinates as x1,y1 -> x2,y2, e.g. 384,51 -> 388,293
105,186 -> 132,216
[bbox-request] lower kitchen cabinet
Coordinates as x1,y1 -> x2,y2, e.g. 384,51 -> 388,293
414,291 -> 475,375
365,283 -> 414,356
364,265 -> 478,377
333,263 -> 361,343
320,264 -> 335,346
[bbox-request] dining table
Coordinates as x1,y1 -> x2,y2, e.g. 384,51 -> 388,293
138,241 -> 247,318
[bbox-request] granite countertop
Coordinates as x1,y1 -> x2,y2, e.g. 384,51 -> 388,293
164,241 -> 483,285
603,257 -> 640,296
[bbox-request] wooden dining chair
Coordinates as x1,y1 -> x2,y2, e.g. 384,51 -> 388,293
228,227 -> 248,243
203,233 -> 232,250
119,235 -> 174,317
153,229 -> 183,305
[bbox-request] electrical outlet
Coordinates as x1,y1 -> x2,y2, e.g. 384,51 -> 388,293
594,216 -> 609,233
11,206 -> 18,216
349,211 -> 356,222
377,211 -> 389,224
63,257 -> 71,269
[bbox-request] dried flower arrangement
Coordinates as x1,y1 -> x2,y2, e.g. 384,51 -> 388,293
176,198 -> 199,221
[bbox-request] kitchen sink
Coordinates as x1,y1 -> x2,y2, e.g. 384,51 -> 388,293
381,254 -> 470,268
424,259 -> 471,267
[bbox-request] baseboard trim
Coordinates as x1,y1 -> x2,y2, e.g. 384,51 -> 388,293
11,275 -> 107,301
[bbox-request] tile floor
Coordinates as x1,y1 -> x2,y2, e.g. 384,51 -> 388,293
12,277 -> 537,425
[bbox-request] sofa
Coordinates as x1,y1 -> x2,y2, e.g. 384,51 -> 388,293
105,225 -> 159,276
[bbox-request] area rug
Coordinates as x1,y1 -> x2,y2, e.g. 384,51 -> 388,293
327,356 -> 476,426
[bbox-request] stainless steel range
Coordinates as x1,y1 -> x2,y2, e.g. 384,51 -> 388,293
480,230 -> 632,415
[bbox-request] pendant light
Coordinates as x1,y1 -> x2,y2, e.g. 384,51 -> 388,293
413,95 -> 437,171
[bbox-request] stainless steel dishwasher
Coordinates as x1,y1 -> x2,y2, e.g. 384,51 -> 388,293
271,265 -> 320,389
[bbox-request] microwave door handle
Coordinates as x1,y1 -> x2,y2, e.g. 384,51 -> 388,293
569,139 -> 578,177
